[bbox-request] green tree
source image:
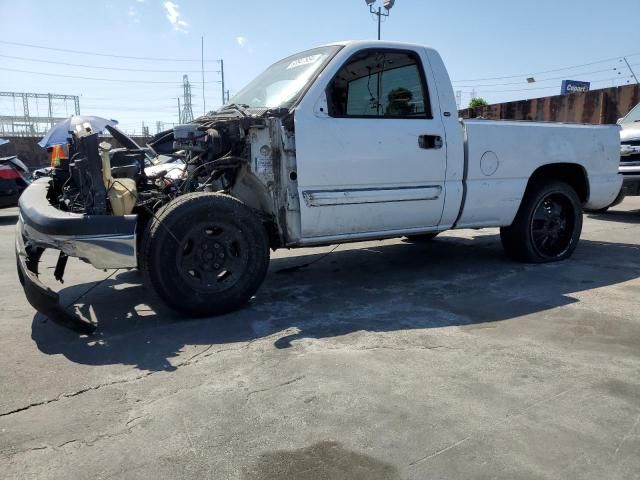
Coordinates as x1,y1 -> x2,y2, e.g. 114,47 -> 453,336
468,97 -> 488,108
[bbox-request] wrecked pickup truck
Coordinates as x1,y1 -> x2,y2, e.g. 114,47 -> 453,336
16,40 -> 622,333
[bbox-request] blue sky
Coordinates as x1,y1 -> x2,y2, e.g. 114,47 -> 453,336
1,0 -> 639,134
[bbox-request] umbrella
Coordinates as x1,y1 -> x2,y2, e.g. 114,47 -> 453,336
0,138 -> 8,147
38,115 -> 118,148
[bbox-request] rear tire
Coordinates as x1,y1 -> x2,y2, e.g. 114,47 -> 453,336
140,193 -> 270,316
500,181 -> 582,263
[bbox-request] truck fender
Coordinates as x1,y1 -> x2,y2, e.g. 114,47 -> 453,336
230,168 -> 275,216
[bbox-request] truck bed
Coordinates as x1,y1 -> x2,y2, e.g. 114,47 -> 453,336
455,120 -> 622,228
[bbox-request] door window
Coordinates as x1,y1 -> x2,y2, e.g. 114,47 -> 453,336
326,50 -> 431,118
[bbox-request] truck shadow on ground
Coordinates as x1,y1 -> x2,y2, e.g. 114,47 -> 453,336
30,234 -> 640,371
587,209 -> 640,225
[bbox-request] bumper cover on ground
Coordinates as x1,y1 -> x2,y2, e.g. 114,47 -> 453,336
16,231 -> 96,334
15,178 -> 139,333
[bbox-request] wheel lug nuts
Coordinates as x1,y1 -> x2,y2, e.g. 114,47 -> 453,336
214,263 -> 220,269
214,243 -> 220,249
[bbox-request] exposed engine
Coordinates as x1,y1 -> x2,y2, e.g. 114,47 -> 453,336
46,113 -> 260,224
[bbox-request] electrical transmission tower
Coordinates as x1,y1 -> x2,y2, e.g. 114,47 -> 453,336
181,75 -> 194,123
0,91 -> 80,136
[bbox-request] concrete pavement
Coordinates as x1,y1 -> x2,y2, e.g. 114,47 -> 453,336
1,199 -> 639,479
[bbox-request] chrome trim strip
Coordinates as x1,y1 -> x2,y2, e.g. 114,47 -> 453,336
620,165 -> 640,174
302,185 -> 442,207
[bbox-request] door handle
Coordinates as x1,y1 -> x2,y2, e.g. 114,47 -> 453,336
418,135 -> 443,150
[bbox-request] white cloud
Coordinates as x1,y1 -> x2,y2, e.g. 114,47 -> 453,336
163,1 -> 189,33
236,36 -> 248,47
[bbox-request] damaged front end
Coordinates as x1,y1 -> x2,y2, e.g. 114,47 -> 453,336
16,109 -> 292,333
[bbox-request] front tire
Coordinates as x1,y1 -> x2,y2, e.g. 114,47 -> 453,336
140,193 -> 270,316
500,181 -> 582,263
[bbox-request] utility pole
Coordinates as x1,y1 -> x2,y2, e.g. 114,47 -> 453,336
47,93 -> 54,128
218,59 -> 225,106
623,57 -> 639,84
177,97 -> 181,124
201,36 -> 206,114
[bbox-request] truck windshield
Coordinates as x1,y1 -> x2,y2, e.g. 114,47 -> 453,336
621,103 -> 640,124
224,46 -> 340,110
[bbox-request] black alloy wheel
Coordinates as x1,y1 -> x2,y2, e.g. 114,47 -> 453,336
529,193 -> 576,259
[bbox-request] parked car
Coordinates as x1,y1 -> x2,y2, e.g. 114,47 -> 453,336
589,102 -> 640,212
0,155 -> 31,208
616,103 -> 640,205
15,40 -> 622,333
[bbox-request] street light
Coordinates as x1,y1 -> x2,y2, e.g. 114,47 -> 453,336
365,0 -> 396,40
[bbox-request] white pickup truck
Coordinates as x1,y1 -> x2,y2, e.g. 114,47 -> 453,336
16,40 -> 622,333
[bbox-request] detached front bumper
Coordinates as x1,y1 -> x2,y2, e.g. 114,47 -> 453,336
18,178 -> 138,269
15,178 -> 138,333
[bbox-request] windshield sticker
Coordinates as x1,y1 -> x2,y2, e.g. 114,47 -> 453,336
286,54 -> 322,70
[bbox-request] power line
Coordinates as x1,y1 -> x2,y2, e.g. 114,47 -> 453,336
0,39 -> 220,63
453,66 -> 627,88
82,106 -> 178,112
0,54 -> 223,74
452,52 -> 640,83
623,57 -> 639,84
0,67 -> 220,85
466,76 -> 631,95
82,96 -> 186,102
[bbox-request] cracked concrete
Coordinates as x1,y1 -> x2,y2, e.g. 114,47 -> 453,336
1,199 -> 640,479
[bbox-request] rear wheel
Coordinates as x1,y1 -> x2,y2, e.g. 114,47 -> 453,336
140,193 -> 270,316
500,181 -> 582,263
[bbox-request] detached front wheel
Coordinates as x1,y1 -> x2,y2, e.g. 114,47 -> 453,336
141,193 -> 270,316
500,181 -> 583,263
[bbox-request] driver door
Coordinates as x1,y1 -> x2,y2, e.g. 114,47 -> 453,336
294,47 -> 447,240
